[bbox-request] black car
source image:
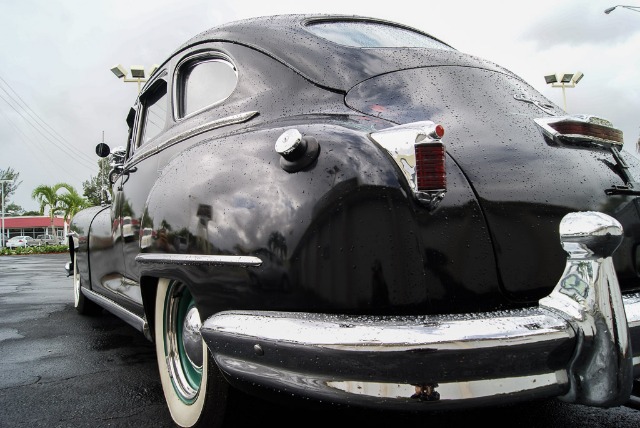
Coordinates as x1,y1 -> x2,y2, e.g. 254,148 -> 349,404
67,14 -> 640,427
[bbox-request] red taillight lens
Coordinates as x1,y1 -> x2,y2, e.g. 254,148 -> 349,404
548,121 -> 623,143
415,142 -> 446,191
434,124 -> 445,139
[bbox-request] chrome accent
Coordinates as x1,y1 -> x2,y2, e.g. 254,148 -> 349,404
275,129 -> 303,158
183,306 -> 204,369
275,129 -> 321,172
513,94 -> 556,115
534,114 -> 623,150
540,211 -> 632,406
82,287 -> 149,338
173,53 -> 238,120
165,282 -> 198,400
201,211 -> 639,409
110,146 -> 127,166
128,111 -> 259,167
136,253 -> 262,267
370,121 -> 445,209
67,231 -> 79,250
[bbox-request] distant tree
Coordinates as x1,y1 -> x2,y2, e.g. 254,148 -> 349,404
23,210 -> 40,216
83,158 -> 111,206
4,203 -> 24,216
31,183 -> 74,232
0,167 -> 22,209
58,188 -> 89,224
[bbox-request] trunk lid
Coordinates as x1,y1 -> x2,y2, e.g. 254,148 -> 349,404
347,65 -> 640,299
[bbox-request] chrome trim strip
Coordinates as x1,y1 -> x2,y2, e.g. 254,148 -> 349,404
82,287 -> 149,338
136,253 -> 262,267
200,211 -> 639,409
513,94 -> 556,115
128,111 -> 259,166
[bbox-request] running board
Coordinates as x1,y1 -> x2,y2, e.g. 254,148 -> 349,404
82,287 -> 151,341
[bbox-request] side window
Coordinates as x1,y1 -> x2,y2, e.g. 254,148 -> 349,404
177,56 -> 237,118
139,80 -> 168,147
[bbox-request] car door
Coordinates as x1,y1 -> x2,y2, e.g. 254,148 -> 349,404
118,72 -> 170,298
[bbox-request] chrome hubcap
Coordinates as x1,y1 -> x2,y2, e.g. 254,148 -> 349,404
182,306 -> 203,369
164,282 -> 203,403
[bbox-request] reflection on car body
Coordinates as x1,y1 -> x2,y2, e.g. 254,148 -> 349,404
66,14 -> 640,428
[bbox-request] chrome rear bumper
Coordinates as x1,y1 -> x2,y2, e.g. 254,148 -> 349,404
201,211 -> 640,410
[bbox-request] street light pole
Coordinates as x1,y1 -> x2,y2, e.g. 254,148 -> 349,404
0,179 -> 11,248
604,5 -> 640,14
110,64 -> 159,93
543,72 -> 584,112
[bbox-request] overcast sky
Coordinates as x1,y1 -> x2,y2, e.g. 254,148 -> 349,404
1,0 -> 638,212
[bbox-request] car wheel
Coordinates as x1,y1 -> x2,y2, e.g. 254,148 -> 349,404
73,253 -> 101,315
155,278 -> 229,428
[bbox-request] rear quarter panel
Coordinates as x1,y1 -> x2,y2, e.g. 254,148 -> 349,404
137,119 -> 500,320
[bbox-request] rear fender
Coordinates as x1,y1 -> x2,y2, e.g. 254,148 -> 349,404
68,205 -> 111,290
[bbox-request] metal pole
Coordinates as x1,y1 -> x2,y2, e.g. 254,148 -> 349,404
100,131 -> 105,205
1,183 -> 4,248
0,180 -> 9,248
562,84 -> 567,111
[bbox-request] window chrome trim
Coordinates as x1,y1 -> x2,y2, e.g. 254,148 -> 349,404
126,110 -> 259,167
132,71 -> 169,154
173,51 -> 238,120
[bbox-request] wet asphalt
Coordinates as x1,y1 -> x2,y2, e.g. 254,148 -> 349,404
0,253 -> 639,427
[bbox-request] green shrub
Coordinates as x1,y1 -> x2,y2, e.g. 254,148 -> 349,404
0,244 -> 69,256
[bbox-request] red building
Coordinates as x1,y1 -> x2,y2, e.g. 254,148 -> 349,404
1,216 -> 68,241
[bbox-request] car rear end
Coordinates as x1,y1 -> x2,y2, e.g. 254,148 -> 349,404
346,62 -> 640,302
200,16 -> 640,411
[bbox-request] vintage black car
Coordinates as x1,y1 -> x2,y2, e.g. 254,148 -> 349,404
67,14 -> 640,427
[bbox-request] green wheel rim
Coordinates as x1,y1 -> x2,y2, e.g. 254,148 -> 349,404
164,281 -> 204,404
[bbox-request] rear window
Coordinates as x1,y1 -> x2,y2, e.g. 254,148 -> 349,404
175,55 -> 238,118
305,20 -> 453,50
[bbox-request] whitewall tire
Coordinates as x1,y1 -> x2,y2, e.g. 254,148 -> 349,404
73,253 -> 101,315
155,278 -> 229,428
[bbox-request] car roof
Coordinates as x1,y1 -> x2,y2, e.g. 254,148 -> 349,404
163,14 -> 507,93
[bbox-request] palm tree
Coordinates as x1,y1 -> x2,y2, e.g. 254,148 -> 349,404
31,183 -> 74,233
57,188 -> 89,224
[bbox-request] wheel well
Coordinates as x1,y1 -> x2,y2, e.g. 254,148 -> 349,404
67,238 -> 73,262
140,276 -> 160,342
140,275 -> 210,343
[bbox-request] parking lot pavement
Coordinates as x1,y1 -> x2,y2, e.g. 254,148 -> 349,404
1,253 -> 639,427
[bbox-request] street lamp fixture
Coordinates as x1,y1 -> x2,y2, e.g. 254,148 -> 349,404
543,71 -> 584,111
604,5 -> 640,14
0,179 -> 11,248
110,64 -> 159,93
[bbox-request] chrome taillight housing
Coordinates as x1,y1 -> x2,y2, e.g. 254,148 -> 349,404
534,114 -> 623,150
370,121 -> 446,209
535,114 -> 640,196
